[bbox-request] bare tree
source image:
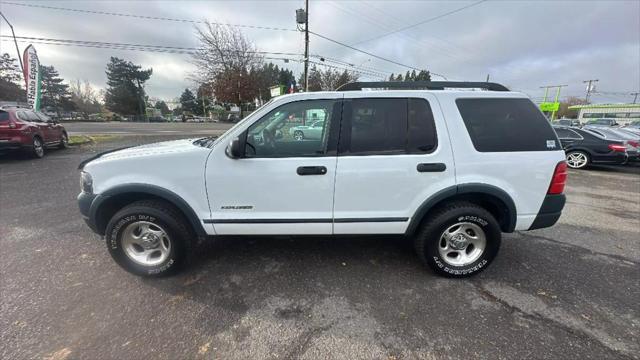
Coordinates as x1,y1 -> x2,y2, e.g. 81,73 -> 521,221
191,22 -> 262,90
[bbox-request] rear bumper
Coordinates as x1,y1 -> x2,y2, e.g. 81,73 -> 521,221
528,194 -> 566,230
0,138 -> 29,150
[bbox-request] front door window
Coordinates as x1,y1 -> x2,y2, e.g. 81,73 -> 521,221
245,99 -> 339,157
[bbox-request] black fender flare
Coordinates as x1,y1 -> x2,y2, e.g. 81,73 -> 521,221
405,183 -> 517,235
89,183 -> 207,236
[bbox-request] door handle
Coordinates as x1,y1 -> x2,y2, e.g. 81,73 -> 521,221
297,166 -> 327,176
417,163 -> 446,172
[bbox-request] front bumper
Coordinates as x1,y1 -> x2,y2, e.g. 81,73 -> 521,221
78,191 -> 99,233
528,194 -> 566,230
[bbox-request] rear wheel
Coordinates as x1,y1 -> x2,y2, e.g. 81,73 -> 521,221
566,151 -> 589,169
105,200 -> 191,277
293,130 -> 304,141
414,201 -> 501,277
30,136 -> 44,158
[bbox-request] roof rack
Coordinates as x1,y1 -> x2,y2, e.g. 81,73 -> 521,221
336,81 -> 510,92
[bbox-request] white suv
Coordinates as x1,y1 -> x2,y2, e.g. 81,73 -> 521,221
78,82 -> 567,278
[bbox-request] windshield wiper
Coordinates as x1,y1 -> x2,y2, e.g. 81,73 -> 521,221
193,136 -> 217,147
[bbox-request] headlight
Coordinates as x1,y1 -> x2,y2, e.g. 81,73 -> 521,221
80,171 -> 93,193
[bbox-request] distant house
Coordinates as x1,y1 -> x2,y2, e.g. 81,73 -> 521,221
568,103 -> 640,125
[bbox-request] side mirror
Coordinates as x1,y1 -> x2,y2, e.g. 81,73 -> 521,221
226,137 -> 244,159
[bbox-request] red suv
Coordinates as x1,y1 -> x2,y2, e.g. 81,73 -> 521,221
0,107 -> 69,158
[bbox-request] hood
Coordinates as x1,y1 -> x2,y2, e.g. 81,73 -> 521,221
80,139 -> 207,169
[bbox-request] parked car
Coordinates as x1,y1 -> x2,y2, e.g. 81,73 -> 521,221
78,81 -> 567,278
225,114 -> 240,123
552,119 -> 580,127
0,107 -> 69,158
582,126 -> 640,162
553,125 -> 629,168
584,118 -> 619,127
289,120 -> 325,141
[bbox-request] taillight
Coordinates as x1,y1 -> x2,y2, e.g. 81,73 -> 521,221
548,161 -> 568,194
628,140 -> 639,148
608,144 -> 626,153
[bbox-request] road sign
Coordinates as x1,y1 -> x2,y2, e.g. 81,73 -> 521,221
540,102 -> 560,112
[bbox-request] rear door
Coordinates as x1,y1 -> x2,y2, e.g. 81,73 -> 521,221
332,93 -> 455,234
22,111 -> 53,143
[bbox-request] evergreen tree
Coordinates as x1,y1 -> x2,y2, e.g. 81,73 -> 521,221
104,57 -> 152,116
0,53 -> 26,101
179,88 -> 198,114
40,65 -> 75,112
154,100 -> 170,115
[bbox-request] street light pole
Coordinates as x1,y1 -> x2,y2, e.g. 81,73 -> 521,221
0,11 -> 25,75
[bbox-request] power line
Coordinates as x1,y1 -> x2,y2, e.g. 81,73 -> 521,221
351,0 -> 488,46
327,1 -> 465,62
1,1 -> 297,32
0,35 -> 303,56
307,60 -> 386,80
310,54 -> 392,75
309,30 -> 447,79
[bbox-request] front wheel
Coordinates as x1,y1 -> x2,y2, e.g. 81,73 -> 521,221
414,202 -> 501,277
31,136 -> 44,158
105,200 -> 191,277
58,132 -> 69,149
293,130 -> 304,141
566,151 -> 589,169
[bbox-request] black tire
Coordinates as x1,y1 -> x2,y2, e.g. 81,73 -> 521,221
414,201 -> 501,278
105,200 -> 192,277
30,136 -> 44,158
58,132 -> 69,149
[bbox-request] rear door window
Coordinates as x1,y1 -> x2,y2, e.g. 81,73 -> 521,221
341,97 -> 437,155
456,98 -> 559,152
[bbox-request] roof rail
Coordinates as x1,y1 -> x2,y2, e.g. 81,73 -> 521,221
336,81 -> 510,92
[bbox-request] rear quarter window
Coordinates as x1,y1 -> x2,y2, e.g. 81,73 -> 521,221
456,98 -> 559,152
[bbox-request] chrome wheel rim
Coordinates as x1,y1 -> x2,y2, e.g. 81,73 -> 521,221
33,138 -> 44,157
438,222 -> 487,267
121,221 -> 171,266
567,152 -> 587,168
294,131 -> 303,141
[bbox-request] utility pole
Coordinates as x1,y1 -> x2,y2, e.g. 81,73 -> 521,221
539,85 -> 567,120
631,92 -> 639,104
583,79 -> 599,103
0,12 -> 24,74
304,0 -> 309,92
296,2 -> 309,91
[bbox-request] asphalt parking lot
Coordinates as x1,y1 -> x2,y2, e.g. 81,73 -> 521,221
1,135 -> 639,360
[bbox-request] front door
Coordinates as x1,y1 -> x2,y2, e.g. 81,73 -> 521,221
205,95 -> 343,235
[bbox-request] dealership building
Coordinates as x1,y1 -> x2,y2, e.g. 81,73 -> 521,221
568,103 -> 640,125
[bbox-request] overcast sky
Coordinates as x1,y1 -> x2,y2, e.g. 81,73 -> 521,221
1,0 -> 638,104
